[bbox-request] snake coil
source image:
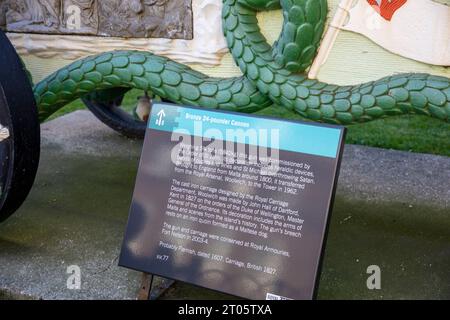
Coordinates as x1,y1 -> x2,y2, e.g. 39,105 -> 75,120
34,0 -> 450,125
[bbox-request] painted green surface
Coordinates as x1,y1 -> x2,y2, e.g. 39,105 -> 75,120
21,1 -> 450,84
433,0 -> 450,5
33,0 -> 449,126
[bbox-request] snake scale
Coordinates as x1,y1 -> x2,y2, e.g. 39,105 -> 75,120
34,0 -> 450,124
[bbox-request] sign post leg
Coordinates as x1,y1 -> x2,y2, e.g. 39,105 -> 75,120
137,273 -> 175,300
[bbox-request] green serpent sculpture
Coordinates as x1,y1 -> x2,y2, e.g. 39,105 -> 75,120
34,0 -> 450,125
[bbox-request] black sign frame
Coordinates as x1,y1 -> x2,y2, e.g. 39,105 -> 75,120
119,103 -> 346,300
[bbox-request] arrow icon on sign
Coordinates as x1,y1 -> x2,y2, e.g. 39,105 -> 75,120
156,109 -> 166,126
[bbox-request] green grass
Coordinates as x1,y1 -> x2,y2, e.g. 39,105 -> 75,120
46,91 -> 139,121
257,106 -> 450,157
46,90 -> 450,157
46,99 -> 86,121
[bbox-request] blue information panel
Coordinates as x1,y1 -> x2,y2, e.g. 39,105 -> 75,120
120,103 -> 346,300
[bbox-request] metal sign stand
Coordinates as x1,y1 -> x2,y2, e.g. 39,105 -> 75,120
137,273 -> 175,300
